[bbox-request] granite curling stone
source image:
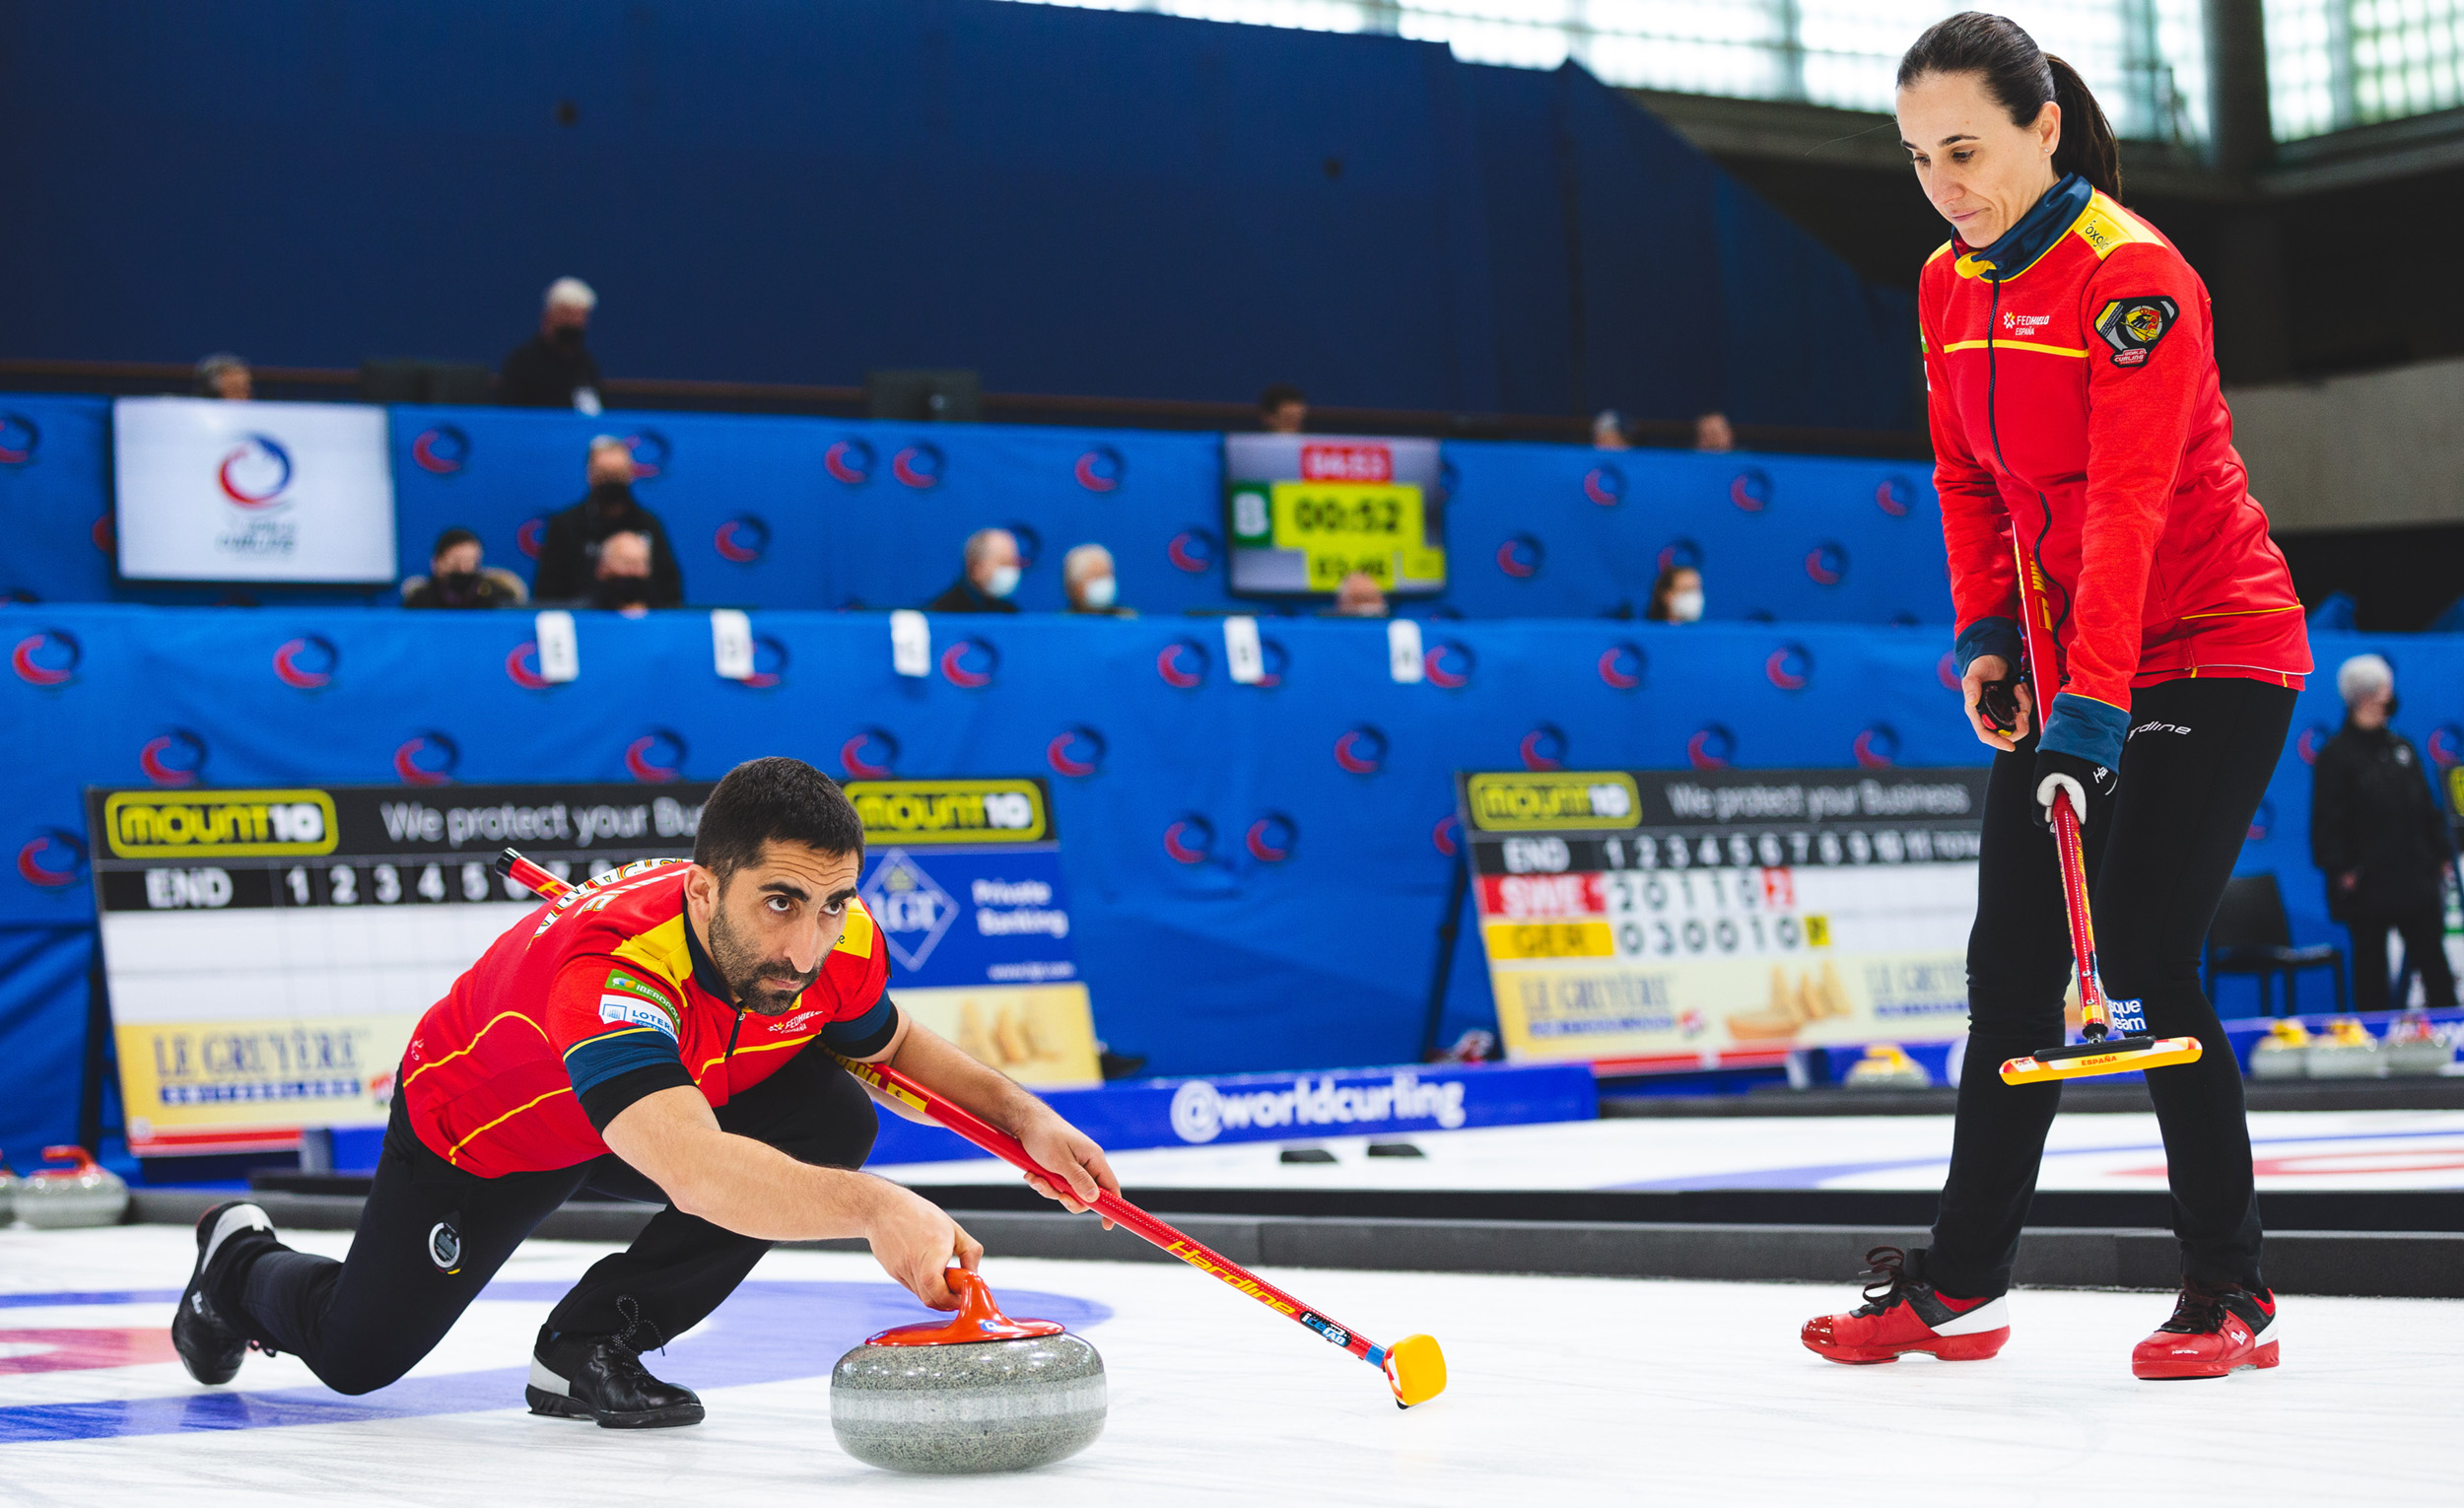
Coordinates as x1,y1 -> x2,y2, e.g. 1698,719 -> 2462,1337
14,1145 -> 128,1230
831,1269 -> 1104,1474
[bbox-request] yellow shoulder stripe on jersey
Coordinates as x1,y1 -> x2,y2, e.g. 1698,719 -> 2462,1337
834,897 -> 876,958
611,915 -> 692,997
445,1085 -> 573,1165
2071,191 -> 2167,259
399,1009 -> 553,1088
695,1032 -> 821,1076
561,1024 -> 673,1062
1940,339 -> 2089,359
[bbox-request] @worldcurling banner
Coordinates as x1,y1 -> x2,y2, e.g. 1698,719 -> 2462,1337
112,396 -> 397,583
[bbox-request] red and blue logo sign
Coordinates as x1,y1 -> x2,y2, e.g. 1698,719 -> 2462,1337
892,444 -> 944,490
1765,642 -> 1814,691
622,430 -> 671,480
272,635 -> 338,690
17,828 -> 86,889
1876,475 -> 1915,517
2295,722 -> 2335,765
939,637 -> 999,689
1245,813 -> 1297,863
410,426 -> 470,476
1657,538 -> 1703,573
1163,813 -> 1215,864
10,629 -> 80,687
516,516 -> 548,560
1730,467 -> 1772,513
825,439 -> 875,486
217,435 -> 294,508
1074,446 -> 1126,493
1423,640 -> 1474,690
506,640 -> 552,690
714,514 -> 771,564
1431,814 -> 1461,857
1495,534 -> 1543,580
1937,651 -> 1962,692
1166,528 -> 1219,574
1853,722 -> 1899,769
1046,725 -> 1107,779
1805,541 -> 1849,586
1599,641 -> 1646,690
841,727 -> 900,779
393,731 -> 460,787
740,636 -> 788,690
1583,463 -> 1624,507
139,729 -> 208,788
2428,724 -> 2463,770
1156,638 -> 1209,689
625,729 -> 687,784
0,412 -> 40,465
1334,724 -> 1388,775
1519,723 -> 1568,772
1687,722 -> 1737,770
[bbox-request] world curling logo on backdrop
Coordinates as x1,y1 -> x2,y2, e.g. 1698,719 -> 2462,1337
1163,814 -> 1215,864
625,729 -> 687,784
1853,723 -> 1899,768
825,438 -> 875,486
394,731 -> 460,787
1805,541 -> 1849,585
272,635 -> 338,690
1495,534 -> 1543,580
1334,724 -> 1388,775
1875,475 -> 1916,517
1519,724 -> 1568,772
1245,813 -> 1297,863
139,729 -> 208,788
841,727 -> 900,780
505,640 -> 554,691
1599,641 -> 1647,690
10,629 -> 80,687
1074,446 -> 1125,493
1764,642 -> 1814,691
516,516 -> 548,559
1046,725 -> 1106,779
410,426 -> 470,477
1658,538 -> 1703,574
1729,467 -> 1773,513
714,514 -> 771,564
1156,638 -> 1209,689
1687,723 -> 1737,770
1583,463 -> 1624,507
1423,640 -> 1474,690
622,430 -> 670,480
740,636 -> 787,690
1166,528 -> 1219,575
2295,722 -> 2335,765
1431,814 -> 1461,857
216,435 -> 294,509
2429,725 -> 2464,770
17,828 -> 86,890
939,638 -> 999,689
0,412 -> 41,465
892,444 -> 944,490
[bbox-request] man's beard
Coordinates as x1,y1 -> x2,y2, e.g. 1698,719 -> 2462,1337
706,904 -> 820,1015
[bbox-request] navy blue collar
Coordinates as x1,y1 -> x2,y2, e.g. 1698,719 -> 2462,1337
1961,173 -> 2089,282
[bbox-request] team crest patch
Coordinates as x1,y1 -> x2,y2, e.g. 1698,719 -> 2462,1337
2093,296 -> 2178,367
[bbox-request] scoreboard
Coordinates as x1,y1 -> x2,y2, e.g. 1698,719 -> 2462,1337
1222,433 -> 1447,597
1456,767 -> 1989,1071
86,777 -> 1095,1158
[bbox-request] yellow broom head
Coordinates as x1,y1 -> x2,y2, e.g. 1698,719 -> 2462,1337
1999,1035 -> 2204,1085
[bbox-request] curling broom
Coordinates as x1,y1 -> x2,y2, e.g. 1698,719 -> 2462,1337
1994,543 -> 2205,1086
492,848 -> 1450,1407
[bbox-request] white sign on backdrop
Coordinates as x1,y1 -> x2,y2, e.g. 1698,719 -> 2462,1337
112,397 -> 397,583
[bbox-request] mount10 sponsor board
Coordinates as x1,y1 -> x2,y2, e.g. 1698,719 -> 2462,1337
85,777 -> 1096,1156
866,1061 -> 1600,1164
1456,767 -> 1988,1072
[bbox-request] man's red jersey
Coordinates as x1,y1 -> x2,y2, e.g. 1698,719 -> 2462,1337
399,858 -> 894,1178
1921,183 -> 2309,715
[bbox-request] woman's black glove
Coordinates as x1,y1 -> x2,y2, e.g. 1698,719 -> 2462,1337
2033,748 -> 2116,831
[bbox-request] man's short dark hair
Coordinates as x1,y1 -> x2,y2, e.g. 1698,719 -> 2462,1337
1259,382 -> 1306,413
432,526 -> 481,559
693,757 -> 864,883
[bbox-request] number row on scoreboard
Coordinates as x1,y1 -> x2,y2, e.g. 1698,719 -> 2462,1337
1483,911 -> 1830,961
99,854 -> 673,913
1484,826 -> 1983,876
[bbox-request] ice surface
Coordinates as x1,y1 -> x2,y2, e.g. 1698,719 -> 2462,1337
1,1225 -> 2458,1506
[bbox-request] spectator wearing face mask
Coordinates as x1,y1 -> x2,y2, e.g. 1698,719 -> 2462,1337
500,277 -> 605,414
1326,571 -> 1389,618
926,528 -> 1023,614
587,529 -> 669,616
1062,543 -> 1131,617
2311,652 -> 2459,1011
403,527 -> 526,609
531,436 -> 685,606
1647,565 -> 1704,624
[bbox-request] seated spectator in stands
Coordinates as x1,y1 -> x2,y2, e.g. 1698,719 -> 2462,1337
588,530 -> 668,617
927,528 -> 1022,614
532,436 -> 684,604
1592,410 -> 1631,450
1327,571 -> 1388,618
1646,565 -> 1704,623
2311,653 -> 2460,1011
402,527 -> 525,609
1259,383 -> 1308,435
501,277 -> 604,414
1693,411 -> 1736,452
1062,543 -> 1132,617
196,353 -> 253,400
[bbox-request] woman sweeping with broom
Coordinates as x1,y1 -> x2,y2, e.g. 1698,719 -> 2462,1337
1801,12 -> 2309,1380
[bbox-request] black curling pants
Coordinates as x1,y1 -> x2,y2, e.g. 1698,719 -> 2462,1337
1928,676 -> 2295,1300
2346,904 -> 2459,1013
223,1045 -> 878,1396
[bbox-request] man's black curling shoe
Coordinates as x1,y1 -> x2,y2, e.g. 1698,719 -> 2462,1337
527,1327 -> 705,1428
173,1201 -> 275,1386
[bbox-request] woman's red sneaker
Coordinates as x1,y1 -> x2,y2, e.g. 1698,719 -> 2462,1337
2131,1281 -> 2280,1379
1802,1247 -> 2011,1365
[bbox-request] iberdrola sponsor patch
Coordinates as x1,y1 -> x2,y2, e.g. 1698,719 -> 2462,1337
599,969 -> 680,1037
2093,296 -> 2178,368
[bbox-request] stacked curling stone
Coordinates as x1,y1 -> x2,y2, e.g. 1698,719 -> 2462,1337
14,1146 -> 130,1229
832,1269 -> 1105,1474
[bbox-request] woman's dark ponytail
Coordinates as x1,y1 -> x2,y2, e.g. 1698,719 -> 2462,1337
1899,12 -> 2124,202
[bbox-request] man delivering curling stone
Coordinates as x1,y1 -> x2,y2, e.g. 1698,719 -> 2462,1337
171,756 -> 1122,1426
